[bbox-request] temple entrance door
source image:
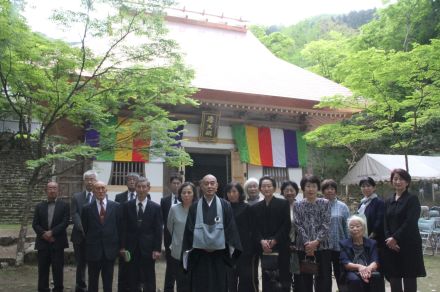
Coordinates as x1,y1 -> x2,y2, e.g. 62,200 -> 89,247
185,152 -> 231,198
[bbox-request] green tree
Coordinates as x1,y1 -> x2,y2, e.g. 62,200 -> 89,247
357,0 -> 440,51
249,26 -> 295,62
305,119 -> 381,169
300,31 -> 351,81
0,0 -> 197,264
309,40 -> 440,171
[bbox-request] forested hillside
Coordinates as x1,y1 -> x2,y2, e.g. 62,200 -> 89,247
252,0 -> 440,181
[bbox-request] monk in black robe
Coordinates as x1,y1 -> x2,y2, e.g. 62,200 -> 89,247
182,174 -> 242,292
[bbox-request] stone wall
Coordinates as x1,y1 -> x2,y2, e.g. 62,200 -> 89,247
0,146 -> 88,223
0,149 -> 45,224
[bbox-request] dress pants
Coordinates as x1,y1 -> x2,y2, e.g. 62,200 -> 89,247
251,254 -> 260,292
228,254 -> 259,292
170,256 -> 190,292
37,247 -> 64,292
117,256 -> 130,292
128,249 -> 156,292
163,248 -> 177,292
88,257 -> 115,292
296,250 -> 332,292
330,250 -> 342,290
73,242 -> 87,292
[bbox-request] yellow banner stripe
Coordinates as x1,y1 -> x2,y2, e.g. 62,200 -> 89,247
245,125 -> 261,166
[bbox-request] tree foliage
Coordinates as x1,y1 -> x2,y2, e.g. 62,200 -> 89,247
251,0 -> 440,179
307,39 -> 440,172
300,31 -> 351,81
356,0 -> 440,51
0,0 -> 197,264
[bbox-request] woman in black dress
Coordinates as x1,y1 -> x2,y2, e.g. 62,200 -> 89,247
252,176 -> 291,292
225,182 -> 258,292
383,168 -> 426,292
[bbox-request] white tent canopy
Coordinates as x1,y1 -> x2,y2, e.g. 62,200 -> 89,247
341,153 -> 440,185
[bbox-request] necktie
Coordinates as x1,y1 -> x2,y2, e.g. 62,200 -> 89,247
138,202 -> 143,217
86,192 -> 91,203
130,192 -> 134,201
174,195 -> 178,204
99,200 -> 106,224
137,202 -> 143,226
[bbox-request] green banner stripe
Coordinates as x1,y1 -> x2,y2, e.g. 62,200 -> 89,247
296,131 -> 308,168
232,124 -> 250,163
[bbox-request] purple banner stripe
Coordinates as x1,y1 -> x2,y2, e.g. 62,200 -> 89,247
85,122 -> 100,147
283,130 -> 299,167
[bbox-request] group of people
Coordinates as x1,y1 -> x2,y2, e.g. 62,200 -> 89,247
31,167 -> 426,292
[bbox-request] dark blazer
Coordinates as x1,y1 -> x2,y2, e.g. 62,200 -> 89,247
230,202 -> 255,256
382,190 -> 426,278
32,200 -> 70,250
122,199 -> 163,257
384,191 -> 422,244
339,237 -> 379,267
115,191 -> 130,204
251,197 -> 291,252
81,200 -> 122,261
160,195 -> 172,249
71,191 -> 92,244
359,197 -> 385,246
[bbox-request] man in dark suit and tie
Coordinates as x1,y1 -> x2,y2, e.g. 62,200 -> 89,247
71,170 -> 97,292
32,181 -> 70,292
160,175 -> 182,292
115,172 -> 140,292
121,177 -> 163,292
115,173 -> 140,204
81,181 -> 122,292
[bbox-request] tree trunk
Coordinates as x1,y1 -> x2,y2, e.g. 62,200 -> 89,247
405,153 -> 409,172
15,183 -> 36,266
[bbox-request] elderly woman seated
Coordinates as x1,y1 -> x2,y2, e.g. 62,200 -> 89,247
339,215 -> 385,292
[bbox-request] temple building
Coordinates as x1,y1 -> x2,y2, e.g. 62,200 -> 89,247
91,9 -> 353,201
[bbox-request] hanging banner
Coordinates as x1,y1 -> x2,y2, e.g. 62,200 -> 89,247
85,117 -> 150,162
232,124 -> 307,168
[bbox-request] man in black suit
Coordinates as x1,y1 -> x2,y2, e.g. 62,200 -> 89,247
115,172 -> 140,292
32,181 -> 70,292
81,181 -> 122,292
121,177 -> 163,292
71,170 -> 97,292
115,172 -> 140,204
160,175 -> 182,292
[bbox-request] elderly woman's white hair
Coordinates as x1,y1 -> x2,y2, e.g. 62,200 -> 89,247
243,177 -> 259,196
347,215 -> 368,235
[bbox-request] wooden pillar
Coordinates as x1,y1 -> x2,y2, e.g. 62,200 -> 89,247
231,150 -> 245,184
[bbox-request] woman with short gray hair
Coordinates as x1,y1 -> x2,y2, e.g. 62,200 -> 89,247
339,215 -> 384,291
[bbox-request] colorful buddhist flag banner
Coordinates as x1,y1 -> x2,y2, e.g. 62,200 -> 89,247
232,125 -> 307,168
85,117 -> 150,162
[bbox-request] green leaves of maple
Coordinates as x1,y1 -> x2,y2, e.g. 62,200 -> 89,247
0,0 -> 197,176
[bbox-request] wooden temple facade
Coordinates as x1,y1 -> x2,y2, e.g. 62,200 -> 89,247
83,9 -> 352,201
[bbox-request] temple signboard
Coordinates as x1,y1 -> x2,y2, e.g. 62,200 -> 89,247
198,112 -> 220,142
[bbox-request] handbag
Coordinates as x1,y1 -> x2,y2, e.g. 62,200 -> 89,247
261,252 -> 279,270
300,256 -> 319,275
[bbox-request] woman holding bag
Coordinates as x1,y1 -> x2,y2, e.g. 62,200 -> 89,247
293,175 -> 331,292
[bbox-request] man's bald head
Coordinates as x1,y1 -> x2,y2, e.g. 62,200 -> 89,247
201,174 -> 218,199
93,181 -> 107,201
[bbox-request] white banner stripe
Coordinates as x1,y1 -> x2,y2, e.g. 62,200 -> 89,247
271,128 -> 286,167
